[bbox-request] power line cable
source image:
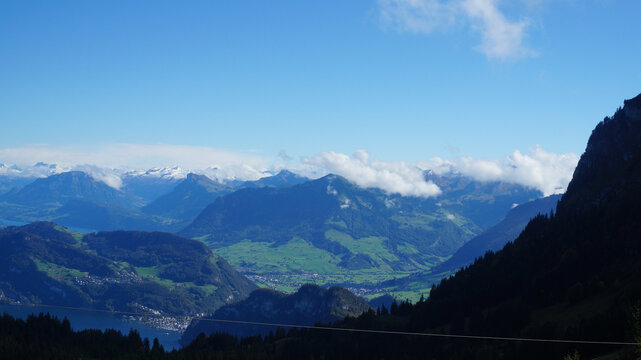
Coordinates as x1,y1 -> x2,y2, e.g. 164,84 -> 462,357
1,300 -> 640,346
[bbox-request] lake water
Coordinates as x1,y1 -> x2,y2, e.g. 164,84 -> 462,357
0,303 -> 182,350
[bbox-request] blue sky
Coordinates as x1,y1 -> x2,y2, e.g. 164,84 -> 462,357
0,1 -> 640,193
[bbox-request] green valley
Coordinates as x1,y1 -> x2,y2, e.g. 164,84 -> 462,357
182,174 -> 540,299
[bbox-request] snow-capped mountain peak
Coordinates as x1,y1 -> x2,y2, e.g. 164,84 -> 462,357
123,166 -> 188,180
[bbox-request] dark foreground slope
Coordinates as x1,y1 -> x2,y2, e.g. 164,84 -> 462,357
175,94 -> 641,359
180,284 -> 370,345
435,193 -> 561,272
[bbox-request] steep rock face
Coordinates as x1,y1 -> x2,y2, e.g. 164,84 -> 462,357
180,284 -> 371,344
559,93 -> 641,215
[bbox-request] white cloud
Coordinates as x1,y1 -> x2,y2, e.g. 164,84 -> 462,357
377,0 -> 536,59
384,198 -> 398,208
0,144 -> 577,196
72,164 -> 123,189
461,0 -> 535,59
418,145 -> 579,195
327,185 -> 338,196
378,0 -> 457,33
302,150 -> 441,198
340,198 -> 351,209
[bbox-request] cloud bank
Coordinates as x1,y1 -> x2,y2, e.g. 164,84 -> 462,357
302,150 -> 442,198
378,0 -> 535,59
419,145 -> 579,195
0,144 -> 577,196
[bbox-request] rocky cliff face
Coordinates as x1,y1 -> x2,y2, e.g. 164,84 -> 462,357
559,93 -> 641,215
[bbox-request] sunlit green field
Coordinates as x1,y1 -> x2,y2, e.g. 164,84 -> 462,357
205,230 -> 449,302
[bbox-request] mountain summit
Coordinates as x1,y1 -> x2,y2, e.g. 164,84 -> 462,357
1,171 -> 129,208
180,284 -> 371,344
142,173 -> 231,222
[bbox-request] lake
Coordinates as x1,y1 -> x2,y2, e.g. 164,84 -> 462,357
0,303 -> 182,350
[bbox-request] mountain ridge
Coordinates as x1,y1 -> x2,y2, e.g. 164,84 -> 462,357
180,283 -> 371,345
0,222 -> 257,317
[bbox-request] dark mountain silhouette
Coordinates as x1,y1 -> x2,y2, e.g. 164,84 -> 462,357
368,294 -> 397,310
435,193 -> 561,273
180,284 -> 371,345
0,171 -> 130,208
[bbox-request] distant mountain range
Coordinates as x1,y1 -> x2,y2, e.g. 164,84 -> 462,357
141,170 -> 309,224
0,176 -> 38,196
424,172 -> 545,229
0,162 -> 66,179
0,222 -> 256,317
2,171 -> 132,208
0,169 -> 310,232
180,284 -> 371,344
0,163 -> 543,297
